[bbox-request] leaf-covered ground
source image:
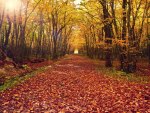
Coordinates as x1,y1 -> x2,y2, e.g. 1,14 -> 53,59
0,55 -> 150,112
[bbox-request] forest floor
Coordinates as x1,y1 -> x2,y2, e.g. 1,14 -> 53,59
0,55 -> 150,112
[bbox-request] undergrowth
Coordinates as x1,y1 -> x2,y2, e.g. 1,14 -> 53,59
0,66 -> 49,92
97,67 -> 150,84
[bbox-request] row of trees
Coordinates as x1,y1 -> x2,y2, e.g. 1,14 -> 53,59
79,0 -> 150,73
0,0 -> 77,65
0,0 -> 149,73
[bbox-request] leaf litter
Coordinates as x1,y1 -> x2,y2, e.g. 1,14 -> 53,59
0,55 -> 150,112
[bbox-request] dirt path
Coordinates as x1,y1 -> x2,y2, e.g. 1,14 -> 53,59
0,55 -> 149,112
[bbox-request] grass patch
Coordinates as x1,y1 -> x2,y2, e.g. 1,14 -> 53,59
97,67 -> 150,84
0,66 -> 49,92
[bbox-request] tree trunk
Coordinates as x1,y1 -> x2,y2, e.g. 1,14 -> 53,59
100,0 -> 113,67
3,15 -> 11,52
120,0 -> 127,71
122,0 -> 127,40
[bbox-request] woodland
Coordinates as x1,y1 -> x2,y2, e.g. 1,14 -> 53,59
0,0 -> 150,71
0,0 -> 150,112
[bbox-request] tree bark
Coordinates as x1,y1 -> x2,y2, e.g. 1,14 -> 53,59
100,0 -> 113,67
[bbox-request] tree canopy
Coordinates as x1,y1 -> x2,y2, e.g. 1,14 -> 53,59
0,0 -> 149,72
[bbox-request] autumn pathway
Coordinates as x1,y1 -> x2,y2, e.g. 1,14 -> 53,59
0,55 -> 150,112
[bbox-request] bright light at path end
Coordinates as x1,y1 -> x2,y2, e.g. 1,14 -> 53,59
74,49 -> 79,54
